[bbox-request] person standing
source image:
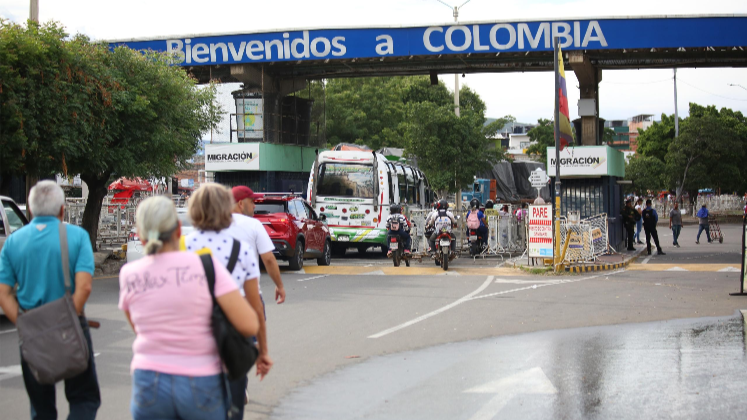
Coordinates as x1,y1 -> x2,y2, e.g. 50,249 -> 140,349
642,199 -> 666,255
230,186 -> 286,304
669,202 -> 683,248
184,184 -> 272,420
119,196 -> 259,420
696,204 -> 712,244
634,198 -> 644,245
0,181 -> 101,420
621,199 -> 638,251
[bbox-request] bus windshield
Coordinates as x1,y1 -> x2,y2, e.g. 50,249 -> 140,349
317,163 -> 375,198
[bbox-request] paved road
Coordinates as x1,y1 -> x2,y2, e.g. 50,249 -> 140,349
0,224 -> 745,419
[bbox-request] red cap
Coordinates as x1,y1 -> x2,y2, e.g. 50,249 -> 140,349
232,186 -> 260,202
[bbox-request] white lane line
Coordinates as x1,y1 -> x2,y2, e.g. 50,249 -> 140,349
368,276 -> 494,339
0,329 -> 17,335
472,271 -> 624,301
297,275 -> 329,282
641,255 -> 653,264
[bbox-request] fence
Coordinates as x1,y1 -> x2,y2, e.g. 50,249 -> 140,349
557,213 -> 610,263
63,194 -> 186,249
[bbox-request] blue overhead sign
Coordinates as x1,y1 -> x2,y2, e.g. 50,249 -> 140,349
109,16 -> 747,67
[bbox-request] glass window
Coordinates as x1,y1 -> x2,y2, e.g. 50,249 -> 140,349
2,200 -> 27,234
254,202 -> 287,215
293,201 -> 308,219
316,163 -> 375,198
303,202 -> 317,220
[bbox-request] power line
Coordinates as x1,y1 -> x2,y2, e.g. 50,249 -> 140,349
677,78 -> 747,102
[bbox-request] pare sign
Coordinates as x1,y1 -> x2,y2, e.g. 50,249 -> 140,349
528,204 -> 553,258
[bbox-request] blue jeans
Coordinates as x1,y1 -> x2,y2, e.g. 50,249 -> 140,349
697,224 -> 711,242
672,225 -> 682,245
635,219 -> 643,242
387,229 -> 411,250
228,375 -> 249,420
21,316 -> 101,420
131,370 -> 227,420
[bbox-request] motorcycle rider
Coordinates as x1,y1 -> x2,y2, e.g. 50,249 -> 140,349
428,199 -> 457,255
466,198 -> 488,249
386,204 -> 412,256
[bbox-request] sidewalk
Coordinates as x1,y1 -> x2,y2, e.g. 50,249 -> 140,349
512,247 -> 645,274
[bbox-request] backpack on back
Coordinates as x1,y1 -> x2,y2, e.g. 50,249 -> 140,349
466,211 -> 481,229
434,210 -> 452,232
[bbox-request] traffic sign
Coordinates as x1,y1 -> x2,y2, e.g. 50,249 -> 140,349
529,168 -> 549,188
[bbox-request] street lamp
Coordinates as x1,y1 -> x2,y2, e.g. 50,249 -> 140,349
435,0 -> 472,117
728,83 -> 747,91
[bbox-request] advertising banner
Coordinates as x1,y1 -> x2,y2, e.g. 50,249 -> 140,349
205,143 -> 260,171
547,146 -> 608,176
528,204 -> 553,258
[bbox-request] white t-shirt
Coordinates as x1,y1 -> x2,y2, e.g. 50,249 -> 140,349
184,230 -> 260,296
635,204 -> 642,213
229,214 -> 275,257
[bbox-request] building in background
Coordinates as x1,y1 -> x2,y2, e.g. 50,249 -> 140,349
603,114 -> 655,152
487,119 -> 537,162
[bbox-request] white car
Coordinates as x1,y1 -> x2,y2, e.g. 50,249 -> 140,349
126,209 -> 194,262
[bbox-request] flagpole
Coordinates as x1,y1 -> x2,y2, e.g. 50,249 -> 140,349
553,36 -> 562,272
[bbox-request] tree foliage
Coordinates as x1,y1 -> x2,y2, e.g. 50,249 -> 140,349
624,155 -> 665,193
525,118 -> 554,161
0,20 -> 221,249
636,113 -> 677,162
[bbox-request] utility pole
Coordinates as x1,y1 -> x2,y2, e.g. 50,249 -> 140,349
436,0 -> 471,117
673,68 -> 679,137
25,0 -> 40,218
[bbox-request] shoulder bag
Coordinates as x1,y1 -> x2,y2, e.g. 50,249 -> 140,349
199,241 -> 258,381
16,223 -> 90,384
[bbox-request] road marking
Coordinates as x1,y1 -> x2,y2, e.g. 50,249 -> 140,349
641,255 -> 653,264
494,279 -> 562,284
368,276 -> 494,339
464,367 -> 557,420
718,267 -> 740,272
666,266 -> 688,271
297,275 -> 329,282
627,264 -> 740,272
472,272 -> 615,301
0,329 -> 17,335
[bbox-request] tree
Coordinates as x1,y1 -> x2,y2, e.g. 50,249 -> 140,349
0,20 -> 222,250
666,104 -> 745,201
602,127 -> 616,145
525,118 -> 554,161
624,155 -> 666,194
636,113 -> 677,162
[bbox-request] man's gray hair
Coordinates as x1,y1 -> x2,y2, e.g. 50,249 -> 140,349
29,180 -> 65,217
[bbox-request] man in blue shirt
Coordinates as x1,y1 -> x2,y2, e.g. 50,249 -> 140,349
641,199 -> 665,256
695,204 -> 712,244
0,181 -> 100,420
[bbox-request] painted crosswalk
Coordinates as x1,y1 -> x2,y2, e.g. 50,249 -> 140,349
627,264 -> 741,272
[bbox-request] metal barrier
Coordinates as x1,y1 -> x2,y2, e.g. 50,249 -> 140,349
558,213 -> 609,263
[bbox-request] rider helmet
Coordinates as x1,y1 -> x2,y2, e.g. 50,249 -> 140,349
470,198 -> 480,209
485,199 -> 494,209
437,199 -> 449,211
390,204 -> 401,214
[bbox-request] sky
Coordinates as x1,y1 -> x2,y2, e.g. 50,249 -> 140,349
2,0 -> 747,140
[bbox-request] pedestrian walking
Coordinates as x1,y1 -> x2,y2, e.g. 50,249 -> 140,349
642,199 -> 666,255
119,195 -> 259,420
0,180 -> 101,420
695,204 -> 712,244
621,199 -> 638,251
184,183 -> 272,420
634,198 -> 644,244
669,202 -> 683,247
230,186 -> 286,304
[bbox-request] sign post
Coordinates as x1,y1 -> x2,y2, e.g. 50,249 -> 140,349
553,36 -> 562,271
732,214 -> 747,296
528,168 -> 549,201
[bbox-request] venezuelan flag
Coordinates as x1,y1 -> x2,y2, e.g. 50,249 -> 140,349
556,46 -> 573,151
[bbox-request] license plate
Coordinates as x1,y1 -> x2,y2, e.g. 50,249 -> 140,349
470,235 -> 477,241
440,240 -> 451,247
390,242 -> 398,250
337,236 -> 349,242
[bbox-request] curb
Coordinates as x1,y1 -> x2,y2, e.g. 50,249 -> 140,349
565,248 -> 645,273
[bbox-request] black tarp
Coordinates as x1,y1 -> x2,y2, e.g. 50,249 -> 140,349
481,161 -> 551,202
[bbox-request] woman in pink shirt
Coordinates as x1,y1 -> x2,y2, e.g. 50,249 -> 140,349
119,196 -> 259,420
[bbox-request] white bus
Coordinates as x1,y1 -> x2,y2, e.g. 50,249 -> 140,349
307,150 -> 435,255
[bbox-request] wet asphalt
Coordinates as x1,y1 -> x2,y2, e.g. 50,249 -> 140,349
273,313 -> 747,420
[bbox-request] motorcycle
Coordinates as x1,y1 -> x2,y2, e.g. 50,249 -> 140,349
387,222 -> 410,267
434,230 -> 456,271
468,228 -> 485,257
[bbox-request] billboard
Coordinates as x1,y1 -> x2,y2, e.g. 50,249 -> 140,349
205,143 -> 260,171
109,17 -> 747,67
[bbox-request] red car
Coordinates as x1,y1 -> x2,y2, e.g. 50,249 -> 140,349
253,193 -> 332,270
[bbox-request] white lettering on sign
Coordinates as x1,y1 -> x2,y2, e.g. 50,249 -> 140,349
528,204 -> 554,258
167,31 -> 348,64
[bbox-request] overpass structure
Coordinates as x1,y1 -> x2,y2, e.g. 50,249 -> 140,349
112,15 -> 747,147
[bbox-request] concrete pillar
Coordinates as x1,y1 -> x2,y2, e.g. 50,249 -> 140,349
569,52 -> 602,146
